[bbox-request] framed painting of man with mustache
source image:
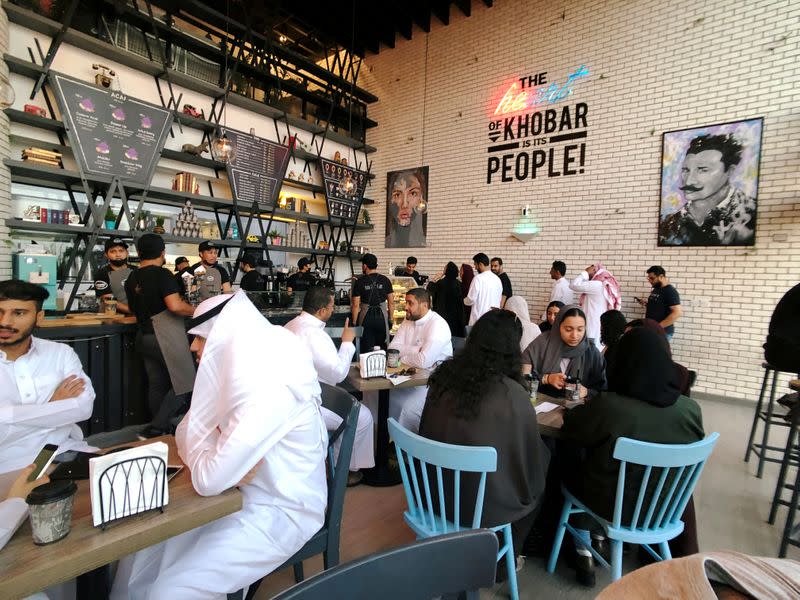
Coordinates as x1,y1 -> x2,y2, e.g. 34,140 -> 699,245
658,117 -> 763,247
385,167 -> 429,248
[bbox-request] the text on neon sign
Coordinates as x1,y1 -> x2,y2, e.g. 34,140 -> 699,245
493,65 -> 590,116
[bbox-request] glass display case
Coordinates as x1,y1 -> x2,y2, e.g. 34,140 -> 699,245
389,276 -> 417,334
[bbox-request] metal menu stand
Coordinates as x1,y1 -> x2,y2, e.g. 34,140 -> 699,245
97,456 -> 167,530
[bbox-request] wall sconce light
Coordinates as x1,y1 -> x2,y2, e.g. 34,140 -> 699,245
510,204 -> 540,243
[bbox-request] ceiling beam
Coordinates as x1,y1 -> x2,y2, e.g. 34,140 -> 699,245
455,0 -> 471,17
431,1 -> 450,26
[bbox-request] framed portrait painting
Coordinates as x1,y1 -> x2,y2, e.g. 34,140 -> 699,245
658,117 -> 763,247
385,166 -> 428,248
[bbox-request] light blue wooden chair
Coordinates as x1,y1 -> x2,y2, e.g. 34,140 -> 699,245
388,418 -> 519,600
547,433 -> 719,582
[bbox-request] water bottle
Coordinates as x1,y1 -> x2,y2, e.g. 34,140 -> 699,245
571,370 -> 582,402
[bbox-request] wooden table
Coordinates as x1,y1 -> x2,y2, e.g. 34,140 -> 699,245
790,379 -> 800,392
0,436 -> 242,600
344,364 -> 430,487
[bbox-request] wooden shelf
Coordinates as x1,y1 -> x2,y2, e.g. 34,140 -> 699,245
5,107 -> 63,131
281,178 -> 324,194
173,111 -> 218,133
4,52 -> 46,79
161,148 -> 225,170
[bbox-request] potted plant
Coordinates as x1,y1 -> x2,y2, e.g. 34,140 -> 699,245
361,209 -> 371,225
153,215 -> 166,234
269,229 -> 282,246
104,207 -> 116,229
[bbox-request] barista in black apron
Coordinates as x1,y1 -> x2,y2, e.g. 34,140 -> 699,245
94,237 -> 136,313
351,253 -> 394,350
188,240 -> 232,302
287,257 -> 316,294
125,234 -> 197,439
238,255 -> 268,291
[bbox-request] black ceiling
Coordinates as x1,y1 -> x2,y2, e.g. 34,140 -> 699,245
193,0 -> 495,61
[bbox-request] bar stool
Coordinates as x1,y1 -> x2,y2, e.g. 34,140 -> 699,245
744,362 -> 792,478
768,404 -> 799,526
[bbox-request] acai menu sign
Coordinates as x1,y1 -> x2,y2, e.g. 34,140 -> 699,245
52,73 -> 172,186
225,130 -> 290,208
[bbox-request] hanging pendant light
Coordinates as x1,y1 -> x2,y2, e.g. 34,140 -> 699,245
414,198 -> 428,215
211,132 -> 236,163
0,72 -> 15,109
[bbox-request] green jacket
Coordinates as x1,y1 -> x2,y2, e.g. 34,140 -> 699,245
561,391 -> 705,522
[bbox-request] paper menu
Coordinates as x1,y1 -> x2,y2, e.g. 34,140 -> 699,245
534,401 -> 561,414
89,442 -> 170,527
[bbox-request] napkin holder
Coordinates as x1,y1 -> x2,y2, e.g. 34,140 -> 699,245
90,442 -> 169,529
359,349 -> 387,379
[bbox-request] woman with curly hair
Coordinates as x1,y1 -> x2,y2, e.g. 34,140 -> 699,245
418,309 -> 550,565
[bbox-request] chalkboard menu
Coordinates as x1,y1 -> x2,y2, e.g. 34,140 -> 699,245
52,73 -> 172,186
225,130 -> 290,208
320,158 -> 368,223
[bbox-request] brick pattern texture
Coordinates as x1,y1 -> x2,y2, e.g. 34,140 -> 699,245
354,0 -> 800,400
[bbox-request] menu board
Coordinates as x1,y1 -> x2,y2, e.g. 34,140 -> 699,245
52,73 -> 172,186
320,158 -> 368,223
225,130 -> 290,207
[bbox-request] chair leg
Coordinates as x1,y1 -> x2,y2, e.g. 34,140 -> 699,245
323,545 -> 339,570
779,459 -> 800,558
769,423 -> 798,524
745,368 -> 770,463
757,370 -> 779,478
503,525 -> 519,600
659,541 -> 672,561
547,499 -> 572,573
293,562 -> 304,583
610,539 -> 623,582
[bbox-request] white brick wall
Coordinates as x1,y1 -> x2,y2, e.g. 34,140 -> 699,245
0,9 -> 11,280
355,0 -> 800,400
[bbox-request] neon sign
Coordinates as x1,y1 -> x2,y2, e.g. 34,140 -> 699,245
493,65 -> 590,116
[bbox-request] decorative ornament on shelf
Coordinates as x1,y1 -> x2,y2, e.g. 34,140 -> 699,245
211,133 -> 236,163
337,172 -> 356,198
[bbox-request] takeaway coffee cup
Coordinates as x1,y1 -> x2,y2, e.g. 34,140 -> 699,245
386,349 -> 401,368
26,480 -> 77,545
103,298 -> 117,315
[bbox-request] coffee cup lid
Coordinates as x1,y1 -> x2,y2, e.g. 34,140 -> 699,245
26,480 -> 77,505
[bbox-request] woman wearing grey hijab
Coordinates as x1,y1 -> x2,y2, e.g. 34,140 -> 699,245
521,305 -> 606,400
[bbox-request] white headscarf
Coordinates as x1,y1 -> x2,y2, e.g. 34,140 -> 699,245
504,296 -> 541,352
177,291 -> 322,469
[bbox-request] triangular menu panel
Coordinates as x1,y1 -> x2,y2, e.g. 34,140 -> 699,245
225,130 -> 290,207
320,158 -> 368,223
51,73 -> 172,186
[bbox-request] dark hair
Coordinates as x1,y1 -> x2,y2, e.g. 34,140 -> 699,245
0,279 -> 49,311
303,285 -> 334,314
686,133 -> 743,171
137,233 -> 165,260
361,253 -> 378,270
547,300 -> 565,311
600,309 -> 627,346
406,287 -> 430,305
552,261 -> 566,276
444,262 -> 459,279
406,256 -> 417,265
560,306 -> 586,323
472,253 -> 489,266
426,309 -> 524,419
490,257 -> 503,265
647,265 -> 666,277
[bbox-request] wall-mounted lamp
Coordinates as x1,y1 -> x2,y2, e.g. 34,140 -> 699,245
510,204 -> 540,243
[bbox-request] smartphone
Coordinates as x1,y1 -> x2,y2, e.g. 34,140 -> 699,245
29,444 -> 59,481
167,466 -> 183,482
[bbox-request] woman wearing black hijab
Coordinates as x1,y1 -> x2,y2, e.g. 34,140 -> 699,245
427,261 -> 466,337
522,305 -> 606,400
558,328 -> 705,584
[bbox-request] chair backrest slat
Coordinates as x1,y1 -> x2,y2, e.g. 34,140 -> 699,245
630,465 -> 652,528
612,433 -> 719,533
388,418 -> 497,535
641,467 -> 670,530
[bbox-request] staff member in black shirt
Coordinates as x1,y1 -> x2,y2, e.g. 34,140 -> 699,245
400,256 -> 424,286
94,237 -> 136,314
187,241 -> 232,301
490,257 -> 513,308
351,253 -> 394,350
637,265 -> 683,342
174,256 -> 189,273
125,234 -> 196,439
239,255 -> 268,291
287,257 -> 316,294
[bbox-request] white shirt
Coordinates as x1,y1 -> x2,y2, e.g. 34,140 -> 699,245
550,277 -> 575,306
0,337 -> 95,474
388,309 -> 453,369
285,312 -> 355,385
0,497 -> 27,551
569,271 -> 607,349
464,270 -> 503,326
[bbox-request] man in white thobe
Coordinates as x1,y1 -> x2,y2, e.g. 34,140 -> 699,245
391,288 -> 453,432
464,253 -> 503,326
0,280 -> 95,475
569,263 -> 622,349
112,291 -> 327,599
285,286 -> 375,485
549,260 -> 575,305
